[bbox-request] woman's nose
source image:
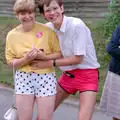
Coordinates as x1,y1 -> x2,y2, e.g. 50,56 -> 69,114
25,13 -> 29,18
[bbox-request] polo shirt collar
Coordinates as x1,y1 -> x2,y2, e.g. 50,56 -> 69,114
59,15 -> 67,33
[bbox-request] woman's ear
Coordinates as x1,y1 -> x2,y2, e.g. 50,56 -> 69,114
15,14 -> 19,19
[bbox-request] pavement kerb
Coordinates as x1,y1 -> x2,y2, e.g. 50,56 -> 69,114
0,86 -> 13,93
0,86 -> 100,111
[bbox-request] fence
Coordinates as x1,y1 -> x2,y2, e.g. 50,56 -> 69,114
0,0 -> 120,20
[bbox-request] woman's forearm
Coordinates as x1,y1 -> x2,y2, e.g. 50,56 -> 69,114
8,57 -> 29,69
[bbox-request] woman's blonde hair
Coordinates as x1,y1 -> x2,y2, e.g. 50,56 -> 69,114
13,0 -> 36,14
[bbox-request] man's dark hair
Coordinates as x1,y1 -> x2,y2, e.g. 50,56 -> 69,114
37,0 -> 63,14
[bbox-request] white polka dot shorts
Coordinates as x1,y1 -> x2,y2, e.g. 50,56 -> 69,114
14,71 -> 57,97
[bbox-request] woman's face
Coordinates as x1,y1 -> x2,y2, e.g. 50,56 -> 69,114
43,0 -> 64,28
16,11 -> 35,31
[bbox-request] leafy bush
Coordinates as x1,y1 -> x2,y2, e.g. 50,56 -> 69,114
99,0 -> 120,38
93,0 -> 120,69
0,25 -> 15,65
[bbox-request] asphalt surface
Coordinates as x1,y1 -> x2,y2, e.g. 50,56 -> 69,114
0,87 -> 112,120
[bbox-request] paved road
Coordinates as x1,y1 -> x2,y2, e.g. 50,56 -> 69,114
0,87 -> 112,120
53,104 -> 112,120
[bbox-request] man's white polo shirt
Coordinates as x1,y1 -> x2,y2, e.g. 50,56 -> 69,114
46,16 -> 100,71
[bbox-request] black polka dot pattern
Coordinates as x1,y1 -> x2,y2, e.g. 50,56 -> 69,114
14,71 -> 57,97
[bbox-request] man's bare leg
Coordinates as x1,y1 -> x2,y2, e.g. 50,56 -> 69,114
54,83 -> 70,110
78,91 -> 97,120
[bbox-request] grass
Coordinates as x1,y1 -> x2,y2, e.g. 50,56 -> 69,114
0,16 -> 107,102
89,22 -> 109,102
0,16 -> 46,24
0,67 -> 13,86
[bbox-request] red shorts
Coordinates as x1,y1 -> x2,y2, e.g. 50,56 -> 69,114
58,69 -> 99,94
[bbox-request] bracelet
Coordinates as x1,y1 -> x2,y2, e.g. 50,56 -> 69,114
53,59 -> 56,67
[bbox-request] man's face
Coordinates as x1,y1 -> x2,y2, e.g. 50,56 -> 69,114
16,11 -> 35,29
43,0 -> 64,25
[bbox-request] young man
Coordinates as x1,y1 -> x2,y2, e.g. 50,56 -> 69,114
33,0 -> 100,120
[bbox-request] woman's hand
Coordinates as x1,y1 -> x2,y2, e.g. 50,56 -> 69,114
8,48 -> 38,69
35,49 -> 46,60
24,48 -> 38,62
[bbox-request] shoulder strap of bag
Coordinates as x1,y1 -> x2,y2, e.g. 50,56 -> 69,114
12,61 -> 17,109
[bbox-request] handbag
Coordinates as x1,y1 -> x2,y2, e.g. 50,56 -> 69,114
4,106 -> 17,120
4,61 -> 18,120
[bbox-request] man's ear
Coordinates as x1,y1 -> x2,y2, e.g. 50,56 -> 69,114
61,5 -> 64,14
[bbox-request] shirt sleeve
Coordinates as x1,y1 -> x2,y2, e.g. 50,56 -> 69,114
5,33 -> 16,64
107,25 -> 120,60
73,23 -> 88,56
49,31 -> 61,53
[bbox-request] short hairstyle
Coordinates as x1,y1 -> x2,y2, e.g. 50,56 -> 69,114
13,0 -> 36,14
36,0 -> 64,14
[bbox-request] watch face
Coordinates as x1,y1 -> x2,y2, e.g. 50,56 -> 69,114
39,49 -> 44,52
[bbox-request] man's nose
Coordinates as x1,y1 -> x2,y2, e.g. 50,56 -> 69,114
50,10 -> 55,14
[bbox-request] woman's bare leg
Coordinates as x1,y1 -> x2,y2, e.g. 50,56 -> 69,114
16,94 -> 34,120
36,95 -> 55,120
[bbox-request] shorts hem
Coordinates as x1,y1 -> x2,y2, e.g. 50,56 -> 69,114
15,92 -> 34,95
36,93 -> 56,97
15,92 -> 57,97
80,90 -> 98,93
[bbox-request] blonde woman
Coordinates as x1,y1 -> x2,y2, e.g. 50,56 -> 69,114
5,0 -> 62,120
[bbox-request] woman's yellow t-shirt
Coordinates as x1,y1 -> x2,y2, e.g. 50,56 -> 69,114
5,22 -> 60,74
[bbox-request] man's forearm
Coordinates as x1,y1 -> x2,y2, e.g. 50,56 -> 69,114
36,52 -> 62,60
55,55 -> 84,67
30,55 -> 84,69
45,52 -> 62,60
